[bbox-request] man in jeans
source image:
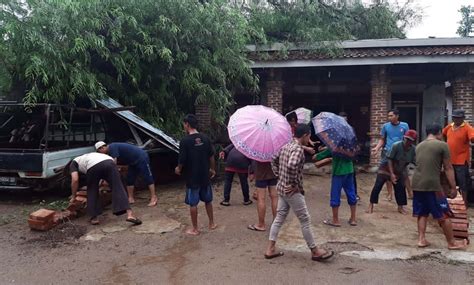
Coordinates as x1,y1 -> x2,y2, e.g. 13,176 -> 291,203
443,109 -> 474,207
264,124 -> 334,261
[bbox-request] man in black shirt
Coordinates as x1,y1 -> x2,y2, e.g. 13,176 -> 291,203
175,114 -> 217,235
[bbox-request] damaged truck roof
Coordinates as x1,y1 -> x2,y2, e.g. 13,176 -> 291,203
96,97 -> 179,153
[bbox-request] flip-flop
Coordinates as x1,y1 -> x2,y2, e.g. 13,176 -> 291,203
312,251 -> 334,262
323,220 -> 341,227
220,201 -> 230,206
264,252 -> 284,259
348,220 -> 357,226
247,224 -> 265,232
243,200 -> 253,206
90,217 -> 100,225
126,217 -> 142,226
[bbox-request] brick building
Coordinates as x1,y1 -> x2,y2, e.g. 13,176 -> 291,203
196,38 -> 474,166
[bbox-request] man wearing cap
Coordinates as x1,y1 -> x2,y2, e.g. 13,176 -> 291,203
95,141 -> 157,207
443,109 -> 474,207
367,129 -> 417,214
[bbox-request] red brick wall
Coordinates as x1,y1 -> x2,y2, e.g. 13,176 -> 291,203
452,66 -> 473,124
195,103 -> 211,131
369,65 -> 390,167
266,80 -> 284,113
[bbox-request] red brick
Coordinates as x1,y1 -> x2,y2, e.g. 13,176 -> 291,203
29,209 -> 55,222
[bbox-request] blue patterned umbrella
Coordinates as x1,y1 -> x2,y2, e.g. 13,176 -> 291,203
312,112 -> 359,159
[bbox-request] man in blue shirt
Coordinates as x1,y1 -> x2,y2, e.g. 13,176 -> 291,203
372,109 -> 409,201
96,141 -> 157,207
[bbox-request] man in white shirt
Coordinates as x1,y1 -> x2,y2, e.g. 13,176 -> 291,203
68,152 -> 141,225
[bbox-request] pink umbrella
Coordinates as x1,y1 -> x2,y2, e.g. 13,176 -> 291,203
228,105 -> 292,162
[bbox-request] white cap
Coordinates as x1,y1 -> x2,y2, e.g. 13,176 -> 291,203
95,141 -> 106,150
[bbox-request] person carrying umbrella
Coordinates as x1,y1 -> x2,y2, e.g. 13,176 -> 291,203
312,112 -> 359,226
227,105 -> 292,232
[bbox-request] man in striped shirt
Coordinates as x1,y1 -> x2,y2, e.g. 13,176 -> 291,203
264,124 -> 334,262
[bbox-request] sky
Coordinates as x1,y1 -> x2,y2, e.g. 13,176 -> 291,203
405,0 -> 473,39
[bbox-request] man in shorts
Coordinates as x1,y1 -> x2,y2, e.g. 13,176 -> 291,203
411,123 -> 467,250
96,141 -> 157,207
175,114 -> 217,236
443,109 -> 474,207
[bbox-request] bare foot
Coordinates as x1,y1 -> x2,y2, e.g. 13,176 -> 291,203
398,207 -> 408,215
147,196 -> 158,207
448,239 -> 468,250
385,195 -> 393,202
365,204 -> 374,214
417,240 -> 430,248
185,228 -> 200,236
209,223 -> 218,230
128,198 -> 135,204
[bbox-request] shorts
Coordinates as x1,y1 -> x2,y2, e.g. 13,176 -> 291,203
185,185 -> 213,207
255,178 -> 278,188
453,164 -> 471,193
127,155 -> 154,186
412,191 -> 452,220
330,174 -> 357,207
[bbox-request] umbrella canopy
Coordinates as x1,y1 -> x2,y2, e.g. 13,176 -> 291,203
286,107 -> 313,125
228,105 -> 292,162
312,112 -> 359,159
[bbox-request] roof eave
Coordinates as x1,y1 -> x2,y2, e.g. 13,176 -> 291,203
250,55 -> 474,69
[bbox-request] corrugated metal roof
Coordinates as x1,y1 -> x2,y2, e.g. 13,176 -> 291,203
96,97 -> 179,153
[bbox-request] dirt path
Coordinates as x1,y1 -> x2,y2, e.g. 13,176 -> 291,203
1,173 -> 473,284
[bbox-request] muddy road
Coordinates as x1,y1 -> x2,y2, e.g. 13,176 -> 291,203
1,173 -> 473,284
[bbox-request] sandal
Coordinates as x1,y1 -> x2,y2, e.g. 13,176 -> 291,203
312,250 -> 334,261
264,252 -> 284,259
323,220 -> 341,227
126,217 -> 142,226
220,201 -> 230,207
247,224 -> 265,232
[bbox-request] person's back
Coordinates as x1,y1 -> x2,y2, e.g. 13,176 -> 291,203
275,140 -> 304,194
180,133 -> 213,188
108,142 -> 145,165
412,139 -> 448,192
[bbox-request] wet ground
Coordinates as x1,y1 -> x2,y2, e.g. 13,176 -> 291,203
1,172 -> 474,284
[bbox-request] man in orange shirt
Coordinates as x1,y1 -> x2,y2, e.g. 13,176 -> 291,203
443,109 -> 474,207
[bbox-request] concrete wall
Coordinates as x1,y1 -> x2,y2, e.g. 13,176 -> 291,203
421,85 -> 446,139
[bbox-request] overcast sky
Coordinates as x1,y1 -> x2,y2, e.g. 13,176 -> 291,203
405,0 -> 473,38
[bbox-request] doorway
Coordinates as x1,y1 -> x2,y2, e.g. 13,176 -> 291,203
393,104 -> 420,138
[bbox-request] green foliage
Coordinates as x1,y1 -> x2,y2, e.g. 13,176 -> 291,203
0,0 -> 421,137
0,0 -> 260,135
245,0 -> 420,44
457,5 -> 474,37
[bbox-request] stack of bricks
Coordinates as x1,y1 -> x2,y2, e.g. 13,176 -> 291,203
195,102 -> 212,132
369,65 -> 390,167
452,65 -> 473,124
447,193 -> 470,243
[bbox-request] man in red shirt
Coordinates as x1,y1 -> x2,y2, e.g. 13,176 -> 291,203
442,109 -> 474,207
